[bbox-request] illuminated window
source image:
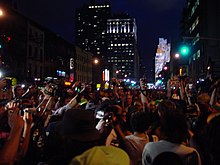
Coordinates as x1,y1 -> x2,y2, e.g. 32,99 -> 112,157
196,49 -> 200,59
193,54 -> 196,61
190,16 -> 199,33
192,33 -> 200,45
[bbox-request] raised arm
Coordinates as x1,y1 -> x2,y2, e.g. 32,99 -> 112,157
0,107 -> 24,165
139,78 -> 149,113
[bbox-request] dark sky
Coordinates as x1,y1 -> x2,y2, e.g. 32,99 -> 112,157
17,0 -> 186,69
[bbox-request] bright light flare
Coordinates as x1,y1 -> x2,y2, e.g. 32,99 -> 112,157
94,59 -> 99,64
175,53 -> 180,58
0,9 -> 3,17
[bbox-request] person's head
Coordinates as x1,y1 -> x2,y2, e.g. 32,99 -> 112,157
148,101 -> 157,112
153,152 -> 183,165
133,101 -> 143,111
157,100 -> 177,119
197,93 -> 210,104
70,146 -> 130,165
160,113 -> 189,144
104,104 -> 123,120
13,85 -> 25,98
205,115 -> 220,164
121,110 -> 127,123
59,109 -> 102,160
126,95 -> 133,106
130,111 -> 150,133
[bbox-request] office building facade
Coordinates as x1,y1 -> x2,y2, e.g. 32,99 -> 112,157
181,0 -> 220,82
106,14 -> 139,81
75,1 -> 111,58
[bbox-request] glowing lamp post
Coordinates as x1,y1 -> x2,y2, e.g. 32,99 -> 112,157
174,53 -> 180,59
93,59 -> 99,65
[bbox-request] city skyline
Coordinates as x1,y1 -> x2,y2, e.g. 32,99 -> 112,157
17,0 -> 186,70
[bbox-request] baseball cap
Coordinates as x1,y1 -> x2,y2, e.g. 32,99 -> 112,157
70,146 -> 130,165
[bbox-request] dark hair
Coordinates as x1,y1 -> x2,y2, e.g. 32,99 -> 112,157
153,152 -> 183,165
205,115 -> 220,165
105,105 -> 119,116
160,113 -> 189,144
158,100 -> 176,115
130,111 -> 150,133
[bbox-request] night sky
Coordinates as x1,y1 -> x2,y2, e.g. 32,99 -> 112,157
17,0 -> 186,70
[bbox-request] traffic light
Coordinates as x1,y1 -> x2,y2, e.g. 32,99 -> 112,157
179,45 -> 190,56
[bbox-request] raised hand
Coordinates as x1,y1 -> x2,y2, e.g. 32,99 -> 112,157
23,111 -> 33,126
7,104 -> 24,130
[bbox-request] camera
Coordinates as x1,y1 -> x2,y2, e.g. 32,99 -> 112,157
104,113 -> 113,126
23,108 -> 37,114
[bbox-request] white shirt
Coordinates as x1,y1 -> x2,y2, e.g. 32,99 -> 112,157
142,140 -> 201,165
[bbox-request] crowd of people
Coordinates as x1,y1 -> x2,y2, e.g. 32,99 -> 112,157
0,76 -> 220,165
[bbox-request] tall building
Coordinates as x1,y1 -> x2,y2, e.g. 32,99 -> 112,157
75,1 -> 111,58
75,1 -> 111,83
155,38 -> 171,80
180,0 -> 220,82
106,14 -> 139,81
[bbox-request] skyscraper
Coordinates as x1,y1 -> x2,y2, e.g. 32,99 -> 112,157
155,38 -> 171,80
75,1 -> 111,59
106,14 -> 139,81
180,0 -> 220,82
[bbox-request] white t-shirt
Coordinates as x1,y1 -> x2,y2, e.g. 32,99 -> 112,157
142,140 -> 201,165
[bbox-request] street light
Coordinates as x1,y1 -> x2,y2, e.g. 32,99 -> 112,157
174,53 -> 180,59
0,9 -> 3,17
163,66 -> 168,70
93,58 -> 99,65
